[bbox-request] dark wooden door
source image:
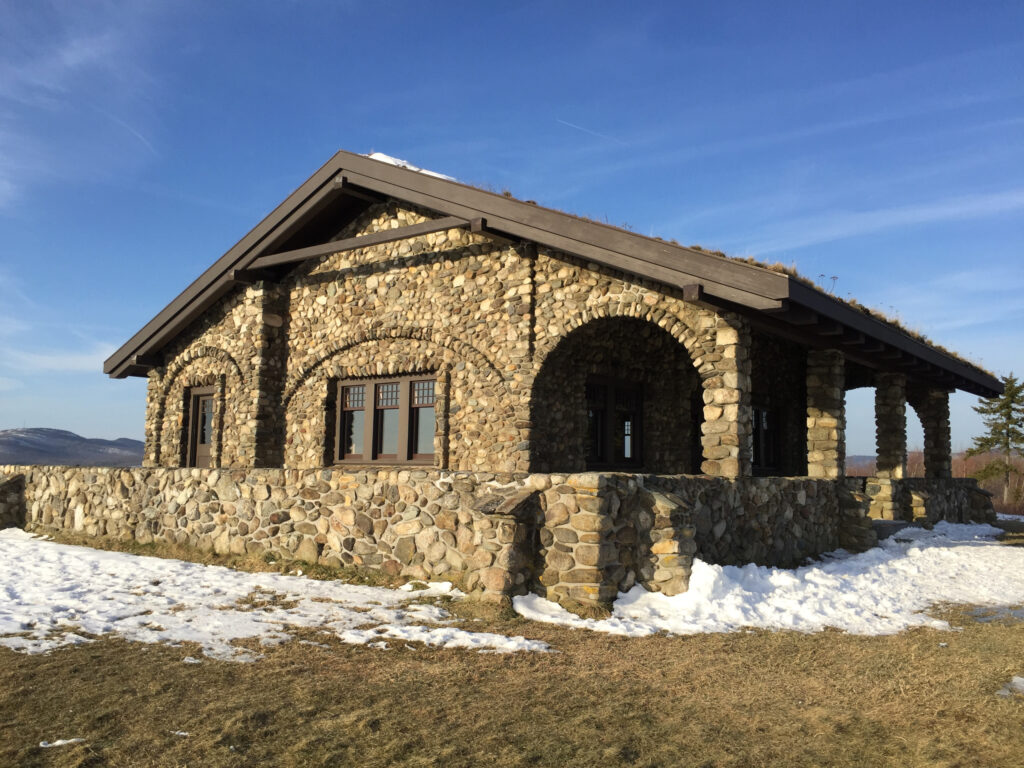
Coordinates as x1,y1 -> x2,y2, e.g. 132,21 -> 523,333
188,391 -> 215,468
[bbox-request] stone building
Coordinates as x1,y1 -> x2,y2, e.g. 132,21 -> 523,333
6,150 -> 999,612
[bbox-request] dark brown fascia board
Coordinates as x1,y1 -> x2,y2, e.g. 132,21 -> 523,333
249,216 -> 470,270
104,152 -> 353,377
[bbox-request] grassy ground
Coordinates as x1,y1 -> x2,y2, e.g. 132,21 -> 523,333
2,526 -> 1023,768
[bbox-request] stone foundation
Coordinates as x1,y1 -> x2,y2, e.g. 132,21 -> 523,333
904,478 -> 996,524
1,463 -> 986,613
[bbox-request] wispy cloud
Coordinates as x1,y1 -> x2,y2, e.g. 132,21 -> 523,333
0,2 -> 164,208
2,342 -> 116,374
737,188 -> 1024,255
0,376 -> 20,391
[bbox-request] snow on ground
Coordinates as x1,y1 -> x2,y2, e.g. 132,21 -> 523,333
996,511 -> 1023,521
4,521 -> 1022,661
516,522 -> 1024,637
0,529 -> 548,661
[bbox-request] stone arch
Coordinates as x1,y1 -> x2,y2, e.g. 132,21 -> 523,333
154,346 -> 245,468
283,329 -> 519,471
530,316 -> 704,473
282,326 -> 507,407
906,382 -> 952,479
533,301 -> 707,376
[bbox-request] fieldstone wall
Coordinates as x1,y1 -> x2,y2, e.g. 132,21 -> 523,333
281,202 -> 532,472
137,201 -> 764,479
642,475 -> 840,567
904,478 -> 995,524
3,464 -> 873,613
2,464 -> 540,602
143,283 -> 275,468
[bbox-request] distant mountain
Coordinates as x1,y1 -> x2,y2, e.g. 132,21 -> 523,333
0,428 -> 144,467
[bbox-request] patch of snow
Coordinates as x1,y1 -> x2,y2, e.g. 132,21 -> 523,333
996,676 -> 1024,697
365,152 -> 456,181
996,512 -> 1022,521
515,522 -> 1024,637
171,731 -> 189,737
40,739 -> 84,748
0,529 -> 549,660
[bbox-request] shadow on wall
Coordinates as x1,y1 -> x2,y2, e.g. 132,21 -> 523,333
530,316 -> 703,474
0,474 -> 26,529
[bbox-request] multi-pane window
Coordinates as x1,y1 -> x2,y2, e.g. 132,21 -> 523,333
410,380 -> 437,459
185,386 -> 216,468
339,385 -> 366,461
332,376 -> 436,465
586,377 -> 642,469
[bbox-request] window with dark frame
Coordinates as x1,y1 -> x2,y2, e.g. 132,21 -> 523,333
332,375 -> 437,465
586,376 -> 642,469
185,386 -> 216,469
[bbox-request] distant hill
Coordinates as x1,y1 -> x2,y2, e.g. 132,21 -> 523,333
0,428 -> 144,467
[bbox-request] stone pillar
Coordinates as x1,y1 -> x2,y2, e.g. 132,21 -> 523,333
142,370 -> 163,468
700,315 -> 752,478
252,282 -> 288,468
870,373 -> 911,520
874,373 -> 907,479
916,388 -> 953,479
806,349 -> 846,479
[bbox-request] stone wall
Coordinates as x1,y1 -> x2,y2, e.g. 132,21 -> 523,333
2,464 -> 539,602
143,283 -> 274,469
904,478 -> 995,524
140,202 -> 756,478
2,464 -> 864,612
642,475 -> 840,567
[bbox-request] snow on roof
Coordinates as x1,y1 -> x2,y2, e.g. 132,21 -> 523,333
365,152 -> 456,181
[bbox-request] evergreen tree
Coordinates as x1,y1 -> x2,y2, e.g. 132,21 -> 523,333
967,373 -> 1024,504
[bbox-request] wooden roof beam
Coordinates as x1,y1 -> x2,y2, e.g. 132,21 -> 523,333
230,268 -> 275,285
764,301 -> 818,326
249,215 -> 471,270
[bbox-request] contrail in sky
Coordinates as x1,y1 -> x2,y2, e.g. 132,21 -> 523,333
556,118 -> 627,145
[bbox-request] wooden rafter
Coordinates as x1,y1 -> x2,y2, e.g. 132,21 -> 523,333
249,215 -> 470,270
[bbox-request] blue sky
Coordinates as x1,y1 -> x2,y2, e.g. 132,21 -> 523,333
0,0 -> 1021,457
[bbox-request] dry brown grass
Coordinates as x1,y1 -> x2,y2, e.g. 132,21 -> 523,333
2,591 -> 1023,767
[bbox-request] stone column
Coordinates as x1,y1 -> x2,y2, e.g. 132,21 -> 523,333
142,370 -> 164,468
870,372 -> 910,520
916,388 -> 953,479
806,349 -> 846,479
700,314 -> 752,477
252,282 -> 288,468
874,373 -> 907,479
